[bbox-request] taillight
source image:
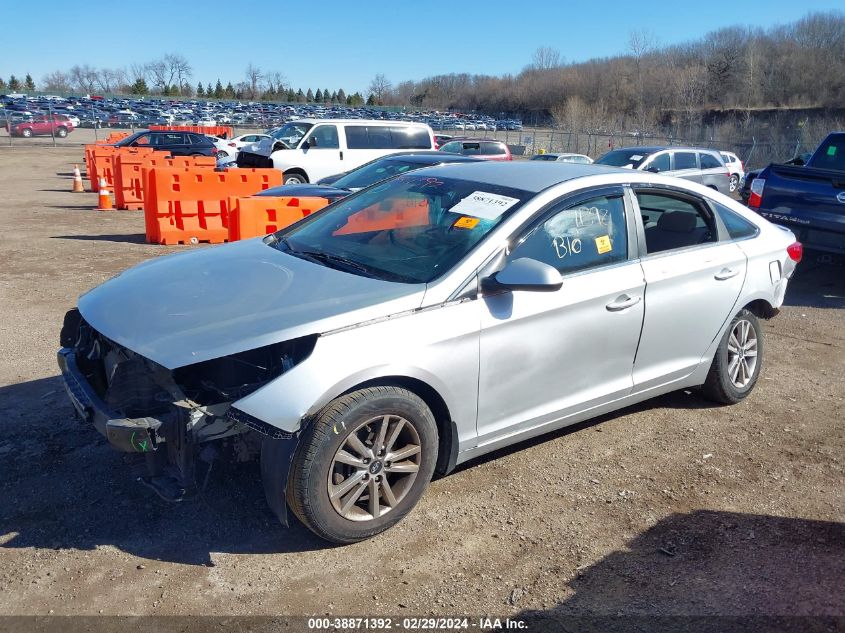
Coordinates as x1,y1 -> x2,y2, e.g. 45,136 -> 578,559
211,147 -> 218,155
787,241 -> 803,263
228,142 -> 236,147
748,178 -> 765,209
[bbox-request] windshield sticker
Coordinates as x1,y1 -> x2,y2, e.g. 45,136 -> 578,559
453,216 -> 480,230
450,191 -> 520,220
827,145 -> 837,156
629,154 -> 643,161
595,235 -> 612,254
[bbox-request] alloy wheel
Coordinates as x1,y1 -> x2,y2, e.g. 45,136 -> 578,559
328,414 -> 422,521
727,319 -> 758,388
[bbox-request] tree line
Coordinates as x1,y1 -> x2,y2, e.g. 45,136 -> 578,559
7,10 -> 844,131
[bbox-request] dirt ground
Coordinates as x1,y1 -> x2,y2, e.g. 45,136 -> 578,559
0,140 -> 843,626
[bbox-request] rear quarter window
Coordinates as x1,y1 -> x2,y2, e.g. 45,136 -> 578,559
480,142 -> 506,155
712,201 -> 759,240
345,126 -> 431,150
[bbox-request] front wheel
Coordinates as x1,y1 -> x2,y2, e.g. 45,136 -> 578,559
729,174 -> 739,192
56,127 -> 68,138
21,128 -> 32,138
702,309 -> 763,404
283,173 -> 307,185
278,386 -> 438,543
216,150 -> 228,158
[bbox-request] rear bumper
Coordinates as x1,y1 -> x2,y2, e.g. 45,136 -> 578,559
758,214 -> 845,255
57,347 -> 161,453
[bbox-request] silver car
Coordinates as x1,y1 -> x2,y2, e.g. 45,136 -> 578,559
596,146 -> 732,195
58,162 -> 801,543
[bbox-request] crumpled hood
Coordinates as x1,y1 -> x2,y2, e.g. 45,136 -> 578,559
78,238 -> 425,369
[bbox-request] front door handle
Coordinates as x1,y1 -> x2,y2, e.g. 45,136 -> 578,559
606,295 -> 642,312
339,150 -> 344,160
714,268 -> 740,281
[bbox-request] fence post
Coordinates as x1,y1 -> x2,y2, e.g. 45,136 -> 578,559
92,104 -> 98,141
49,103 -> 56,148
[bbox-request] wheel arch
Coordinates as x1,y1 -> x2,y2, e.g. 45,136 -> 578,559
742,297 -> 778,320
281,167 -> 309,183
335,375 -> 459,476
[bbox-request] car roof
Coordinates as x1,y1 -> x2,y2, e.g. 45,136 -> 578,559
445,137 -> 505,143
287,118 -> 431,126
382,152 -> 480,165
406,161 -> 626,193
612,146 -> 719,154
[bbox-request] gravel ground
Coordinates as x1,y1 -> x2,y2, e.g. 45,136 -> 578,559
0,144 -> 843,626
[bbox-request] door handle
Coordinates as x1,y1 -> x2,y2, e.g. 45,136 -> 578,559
339,150 -> 344,160
714,268 -> 740,281
606,295 -> 642,312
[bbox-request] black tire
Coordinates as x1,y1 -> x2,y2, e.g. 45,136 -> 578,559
702,309 -> 763,404
56,127 -> 68,138
283,172 -> 307,185
21,128 -> 32,138
217,150 -> 228,158
729,174 -> 739,192
279,386 -> 438,544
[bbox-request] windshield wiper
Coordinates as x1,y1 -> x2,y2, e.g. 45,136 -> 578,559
292,250 -> 380,278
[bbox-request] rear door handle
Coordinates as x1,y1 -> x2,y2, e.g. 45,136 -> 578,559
714,268 -> 740,281
606,295 -> 642,312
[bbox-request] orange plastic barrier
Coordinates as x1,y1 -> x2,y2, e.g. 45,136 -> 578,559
334,197 -> 430,235
148,125 -> 234,138
228,196 -> 330,242
89,146 -> 119,192
115,153 -> 214,210
144,167 -> 282,245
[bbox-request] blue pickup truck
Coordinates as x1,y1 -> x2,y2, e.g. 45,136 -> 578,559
749,132 -> 845,255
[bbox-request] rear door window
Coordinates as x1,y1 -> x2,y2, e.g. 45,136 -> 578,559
673,152 -> 698,170
636,191 -> 718,254
344,126 -> 430,149
480,142 -> 506,156
699,153 -> 722,170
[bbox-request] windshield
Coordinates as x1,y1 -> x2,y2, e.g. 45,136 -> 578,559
530,154 -> 557,161
271,121 -> 313,147
333,158 -> 424,191
595,149 -> 653,169
274,173 -> 532,283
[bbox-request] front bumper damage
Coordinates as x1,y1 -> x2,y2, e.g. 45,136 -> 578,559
57,309 -> 305,524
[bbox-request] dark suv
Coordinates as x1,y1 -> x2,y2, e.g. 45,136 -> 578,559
115,130 -> 218,157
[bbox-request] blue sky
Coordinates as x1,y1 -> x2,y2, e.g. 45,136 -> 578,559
2,0 -> 843,94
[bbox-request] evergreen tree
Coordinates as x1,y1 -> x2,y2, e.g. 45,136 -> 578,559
8,75 -> 21,91
305,88 -> 314,102
296,88 -> 305,103
0,78 -> 6,91
286,88 -> 296,102
314,88 -> 323,102
323,88 -> 330,103
337,88 -> 346,103
213,79 -> 224,99
196,82 -> 205,97
224,82 -> 235,98
330,90 -> 338,103
24,74 -> 35,91
366,93 -> 376,106
130,78 -> 149,95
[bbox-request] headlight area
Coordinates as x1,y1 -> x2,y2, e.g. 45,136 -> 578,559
59,310 -> 316,502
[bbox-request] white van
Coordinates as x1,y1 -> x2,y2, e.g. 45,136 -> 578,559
237,119 -> 436,184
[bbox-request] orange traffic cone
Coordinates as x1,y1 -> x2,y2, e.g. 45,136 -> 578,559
72,165 -> 84,193
97,178 -> 113,210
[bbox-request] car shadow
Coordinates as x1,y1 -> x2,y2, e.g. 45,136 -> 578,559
50,234 -> 148,244
0,376 -> 330,566
514,510 -> 844,631
784,253 -> 845,310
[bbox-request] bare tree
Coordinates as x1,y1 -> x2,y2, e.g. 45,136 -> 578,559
368,73 -> 392,104
264,71 -> 287,94
68,64 -> 98,94
245,63 -> 263,100
165,54 -> 192,94
529,46 -> 562,70
147,60 -> 169,93
42,71 -> 72,92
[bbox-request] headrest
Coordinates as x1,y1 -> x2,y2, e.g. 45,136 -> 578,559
657,211 -> 697,233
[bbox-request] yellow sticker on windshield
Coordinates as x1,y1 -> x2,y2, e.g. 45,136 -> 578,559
454,216 -> 480,229
595,235 -> 612,254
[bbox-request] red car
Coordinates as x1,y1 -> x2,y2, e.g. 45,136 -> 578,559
7,114 -> 74,138
438,138 -> 512,161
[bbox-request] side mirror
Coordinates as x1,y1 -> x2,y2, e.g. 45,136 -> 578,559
272,141 -> 285,152
481,258 -> 563,293
301,140 -> 311,150
645,165 -> 660,173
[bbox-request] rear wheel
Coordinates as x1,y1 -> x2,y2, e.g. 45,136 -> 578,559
280,386 -> 438,543
702,309 -> 762,404
729,174 -> 739,192
283,172 -> 307,185
21,128 -> 32,138
216,150 -> 228,158
56,127 -> 68,138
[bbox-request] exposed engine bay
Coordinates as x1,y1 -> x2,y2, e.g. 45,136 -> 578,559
58,307 -> 314,503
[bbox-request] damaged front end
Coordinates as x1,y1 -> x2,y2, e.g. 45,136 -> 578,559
57,308 -> 314,512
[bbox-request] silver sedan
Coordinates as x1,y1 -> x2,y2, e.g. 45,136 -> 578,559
58,162 -> 802,543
